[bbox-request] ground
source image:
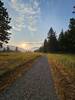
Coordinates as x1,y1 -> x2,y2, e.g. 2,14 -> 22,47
0,53 -> 75,100
0,56 -> 58,100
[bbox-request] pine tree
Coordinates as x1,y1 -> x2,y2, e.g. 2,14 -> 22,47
47,27 -> 58,52
58,29 -> 65,51
43,39 -> 48,52
0,0 -> 11,48
68,18 -> 75,52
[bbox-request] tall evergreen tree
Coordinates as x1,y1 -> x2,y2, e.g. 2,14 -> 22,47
68,18 -> 75,52
63,31 -> 70,52
0,0 -> 11,48
47,27 -> 58,52
58,29 -> 65,51
43,39 -> 48,52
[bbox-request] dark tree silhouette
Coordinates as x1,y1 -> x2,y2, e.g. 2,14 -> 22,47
43,39 -> 48,52
72,6 -> 75,13
7,45 -> 10,51
47,27 -> 59,52
58,29 -> 65,51
0,0 -> 11,48
58,30 -> 63,50
3,47 -> 6,52
15,47 -> 18,52
37,5 -> 75,53
68,18 -> 75,52
58,18 -> 75,53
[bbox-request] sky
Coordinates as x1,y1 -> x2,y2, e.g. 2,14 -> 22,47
3,0 -> 75,50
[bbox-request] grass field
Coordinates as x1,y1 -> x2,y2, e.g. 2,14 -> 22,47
0,52 -> 41,91
48,54 -> 75,100
0,52 -> 40,76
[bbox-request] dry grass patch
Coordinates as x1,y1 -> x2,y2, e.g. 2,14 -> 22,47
48,54 -> 75,100
0,52 -> 41,92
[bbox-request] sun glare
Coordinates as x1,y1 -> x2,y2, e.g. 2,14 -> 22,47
18,43 -> 29,49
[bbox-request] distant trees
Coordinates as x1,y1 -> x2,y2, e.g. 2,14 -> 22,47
7,45 -> 10,51
38,27 -> 59,53
0,0 -> 12,48
38,19 -> 75,53
2,46 -> 19,52
15,47 -> 18,52
38,5 -> 75,54
58,18 -> 75,53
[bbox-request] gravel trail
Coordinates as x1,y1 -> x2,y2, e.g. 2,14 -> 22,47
0,56 -> 58,100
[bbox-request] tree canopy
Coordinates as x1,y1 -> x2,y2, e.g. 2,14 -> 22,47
38,5 -> 75,53
0,0 -> 11,47
38,18 -> 75,53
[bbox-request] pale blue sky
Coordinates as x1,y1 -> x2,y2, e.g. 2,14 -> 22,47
3,0 -> 75,49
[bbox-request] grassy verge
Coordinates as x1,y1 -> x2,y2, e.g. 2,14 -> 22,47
0,52 -> 41,92
48,54 -> 75,100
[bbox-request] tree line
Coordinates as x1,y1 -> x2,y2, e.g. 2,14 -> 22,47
38,10 -> 75,53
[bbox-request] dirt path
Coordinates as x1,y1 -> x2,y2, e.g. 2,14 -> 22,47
0,56 -> 58,100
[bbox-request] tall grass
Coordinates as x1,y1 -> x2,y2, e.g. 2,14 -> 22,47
0,52 -> 40,76
0,52 -> 41,92
48,54 -> 75,100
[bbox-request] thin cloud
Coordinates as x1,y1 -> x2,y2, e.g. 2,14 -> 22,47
10,0 -> 40,32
